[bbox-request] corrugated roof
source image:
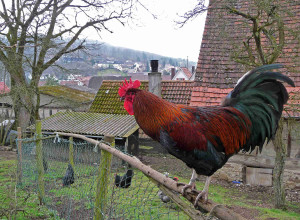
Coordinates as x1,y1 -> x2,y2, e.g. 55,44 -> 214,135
28,111 -> 138,138
89,80 -> 194,114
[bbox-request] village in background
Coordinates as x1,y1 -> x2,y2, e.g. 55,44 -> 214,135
0,40 -> 197,95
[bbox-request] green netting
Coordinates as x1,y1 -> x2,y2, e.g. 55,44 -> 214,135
17,135 -> 190,220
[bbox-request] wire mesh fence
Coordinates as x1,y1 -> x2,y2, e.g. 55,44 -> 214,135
17,135 -> 190,220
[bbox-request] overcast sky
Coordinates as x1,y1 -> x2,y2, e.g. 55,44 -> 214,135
83,0 -> 207,62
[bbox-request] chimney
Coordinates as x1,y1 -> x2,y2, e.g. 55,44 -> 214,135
148,60 -> 161,97
192,66 -> 195,74
171,68 -> 176,80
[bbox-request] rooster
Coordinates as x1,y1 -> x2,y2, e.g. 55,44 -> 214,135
118,64 -> 294,205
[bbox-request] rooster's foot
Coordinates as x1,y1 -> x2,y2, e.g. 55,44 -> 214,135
194,190 -> 208,207
177,182 -> 199,195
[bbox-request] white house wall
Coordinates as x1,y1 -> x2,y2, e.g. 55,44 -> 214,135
173,71 -> 188,80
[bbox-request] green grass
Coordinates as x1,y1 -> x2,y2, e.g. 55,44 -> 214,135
0,158 -> 299,220
189,178 -> 300,220
0,160 -> 56,219
1,159 -> 189,219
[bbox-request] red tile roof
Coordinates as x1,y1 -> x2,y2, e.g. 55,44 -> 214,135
195,1 -> 300,87
190,86 -> 231,107
191,0 -> 300,117
0,82 -> 10,94
190,86 -> 299,117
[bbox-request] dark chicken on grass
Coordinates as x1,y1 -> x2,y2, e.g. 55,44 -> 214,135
119,64 -> 294,206
62,164 -> 75,187
115,169 -> 134,188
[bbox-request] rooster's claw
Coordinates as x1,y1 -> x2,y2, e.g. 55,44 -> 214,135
177,182 -> 197,195
194,190 -> 209,207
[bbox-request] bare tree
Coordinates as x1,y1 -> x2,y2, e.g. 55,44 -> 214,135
0,0 -> 150,131
178,0 -> 299,210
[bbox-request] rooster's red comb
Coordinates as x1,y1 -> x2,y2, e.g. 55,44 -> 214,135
118,78 -> 141,97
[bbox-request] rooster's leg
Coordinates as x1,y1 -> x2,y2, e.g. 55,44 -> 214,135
194,176 -> 212,206
177,169 -> 200,195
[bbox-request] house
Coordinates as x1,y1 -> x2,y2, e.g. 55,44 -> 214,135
60,80 -> 83,86
190,0 -> 300,186
75,76 -> 92,87
0,85 -> 95,119
38,85 -> 95,117
172,67 -> 192,80
31,82 -> 141,156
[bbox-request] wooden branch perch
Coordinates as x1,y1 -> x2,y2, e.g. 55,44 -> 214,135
56,132 -> 246,220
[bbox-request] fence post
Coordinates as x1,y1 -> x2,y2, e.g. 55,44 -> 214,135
17,127 -> 22,185
69,136 -> 74,169
36,120 -> 45,205
94,135 -> 114,220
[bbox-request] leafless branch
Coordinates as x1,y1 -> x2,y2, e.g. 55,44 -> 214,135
176,0 -> 209,28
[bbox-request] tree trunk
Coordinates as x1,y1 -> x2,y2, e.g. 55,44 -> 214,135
272,118 -> 286,210
11,80 -> 37,131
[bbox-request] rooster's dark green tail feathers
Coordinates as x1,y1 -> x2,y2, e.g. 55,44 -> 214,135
223,64 -> 295,153
231,64 -> 295,97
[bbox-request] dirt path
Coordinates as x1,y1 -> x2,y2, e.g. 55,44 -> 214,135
0,146 -> 17,161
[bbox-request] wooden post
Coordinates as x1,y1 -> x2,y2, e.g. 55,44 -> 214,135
17,127 -> 22,185
36,120 -> 45,205
69,136 -> 74,169
94,135 -> 114,220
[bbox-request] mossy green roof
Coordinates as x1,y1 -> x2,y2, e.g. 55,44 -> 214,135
89,80 -> 193,114
39,85 -> 95,103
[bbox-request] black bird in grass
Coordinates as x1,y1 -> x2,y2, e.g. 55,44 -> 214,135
62,164 -> 74,187
115,169 -> 134,188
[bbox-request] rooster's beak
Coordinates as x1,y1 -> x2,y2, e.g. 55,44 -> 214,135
120,97 -> 125,101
